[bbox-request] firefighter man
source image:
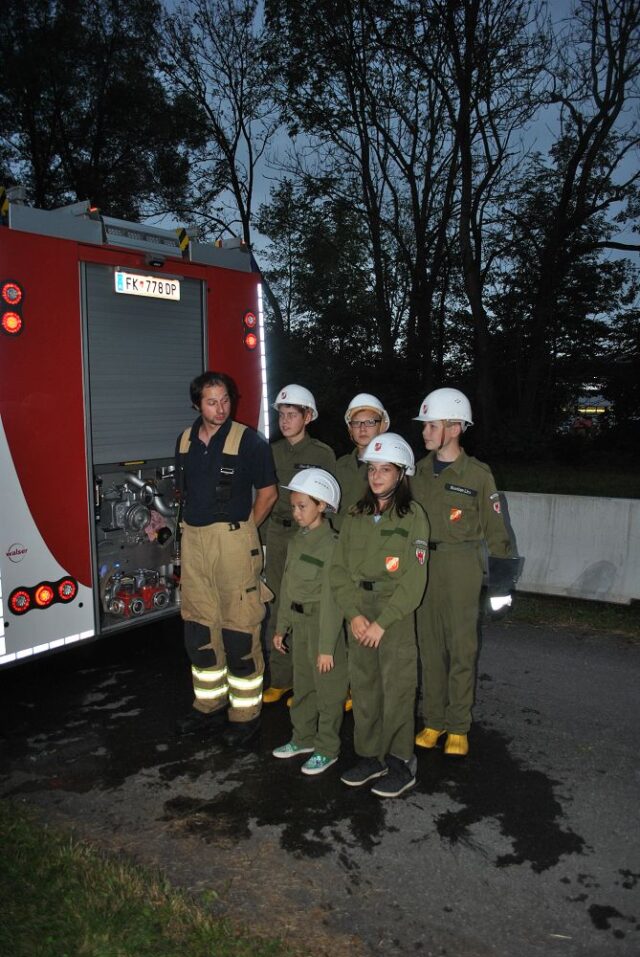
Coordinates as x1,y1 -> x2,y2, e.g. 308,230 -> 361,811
263,384 -> 336,703
412,388 -> 513,757
333,393 -> 390,532
175,371 -> 277,746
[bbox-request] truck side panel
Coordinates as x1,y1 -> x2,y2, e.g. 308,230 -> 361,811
0,230 -> 92,584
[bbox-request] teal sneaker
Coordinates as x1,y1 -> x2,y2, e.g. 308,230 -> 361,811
272,741 -> 314,759
301,753 -> 338,776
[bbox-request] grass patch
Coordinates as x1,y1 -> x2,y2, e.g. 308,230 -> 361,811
510,592 -> 640,639
0,801 -> 294,957
493,462 -> 640,498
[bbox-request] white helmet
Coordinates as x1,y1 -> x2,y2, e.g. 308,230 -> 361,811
414,388 -> 473,430
360,433 -> 415,476
272,384 -> 318,420
344,393 -> 390,431
282,467 -> 341,512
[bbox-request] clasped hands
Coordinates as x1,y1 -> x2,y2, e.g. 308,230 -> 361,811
350,615 -> 384,648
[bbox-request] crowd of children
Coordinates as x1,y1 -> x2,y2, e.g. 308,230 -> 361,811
263,384 -> 515,799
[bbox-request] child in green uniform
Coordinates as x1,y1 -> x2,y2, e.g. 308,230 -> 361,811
272,468 -> 348,775
263,385 -> 336,703
412,388 -> 516,758
330,434 -> 429,798
334,393 -> 390,532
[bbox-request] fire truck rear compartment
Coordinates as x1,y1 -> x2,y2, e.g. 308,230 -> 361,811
83,262 -> 204,633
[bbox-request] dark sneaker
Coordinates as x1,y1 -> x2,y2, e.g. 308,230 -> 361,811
340,757 -> 388,787
371,754 -> 416,798
221,718 -> 261,748
175,708 -> 227,737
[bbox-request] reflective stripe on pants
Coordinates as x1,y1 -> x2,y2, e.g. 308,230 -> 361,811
181,520 -> 266,722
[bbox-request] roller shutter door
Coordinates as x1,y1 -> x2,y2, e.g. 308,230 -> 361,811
83,263 -> 204,464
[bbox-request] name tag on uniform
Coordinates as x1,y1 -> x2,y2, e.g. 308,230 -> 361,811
445,483 -> 477,497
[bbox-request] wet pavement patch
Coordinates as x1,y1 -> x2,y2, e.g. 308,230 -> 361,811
162,713 -> 386,860
1,624 -> 586,877
588,903 -> 638,939
414,725 -> 586,873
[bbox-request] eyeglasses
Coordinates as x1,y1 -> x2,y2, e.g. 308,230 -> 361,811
350,418 -> 382,428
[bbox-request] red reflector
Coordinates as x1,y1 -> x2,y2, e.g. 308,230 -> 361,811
35,584 -> 54,607
243,311 -> 257,328
10,590 -> 31,614
58,579 -> 77,601
1,281 -> 23,306
244,332 -> 258,350
2,311 -> 22,335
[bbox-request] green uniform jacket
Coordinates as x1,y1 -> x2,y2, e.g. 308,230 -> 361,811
275,522 -> 344,657
269,434 -> 336,524
334,448 -> 368,531
411,450 -> 512,557
330,503 -> 430,631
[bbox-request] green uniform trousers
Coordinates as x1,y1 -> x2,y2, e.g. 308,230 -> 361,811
289,605 -> 348,757
348,590 -> 418,763
417,545 -> 484,734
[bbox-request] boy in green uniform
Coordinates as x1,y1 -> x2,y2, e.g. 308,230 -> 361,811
330,434 -> 429,798
412,388 -> 514,757
263,385 -> 336,702
272,468 -> 348,774
334,393 -> 390,532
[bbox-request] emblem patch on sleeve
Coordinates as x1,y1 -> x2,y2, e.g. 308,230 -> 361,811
450,507 -> 463,522
385,556 -> 400,572
414,538 -> 428,566
493,501 -> 501,514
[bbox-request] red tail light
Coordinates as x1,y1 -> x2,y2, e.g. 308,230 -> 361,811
1,278 -> 24,336
10,589 -> 31,615
58,579 -> 77,602
2,311 -> 22,335
9,576 -> 79,615
243,310 -> 259,350
35,584 -> 55,607
1,281 -> 22,306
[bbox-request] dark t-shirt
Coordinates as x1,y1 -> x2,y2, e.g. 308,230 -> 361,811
178,417 -> 276,526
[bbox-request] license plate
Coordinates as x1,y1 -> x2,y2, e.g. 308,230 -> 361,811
114,271 -> 180,301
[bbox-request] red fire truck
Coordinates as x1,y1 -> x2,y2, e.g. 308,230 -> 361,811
0,193 -> 268,668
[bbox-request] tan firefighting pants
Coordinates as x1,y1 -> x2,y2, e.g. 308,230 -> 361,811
181,520 -> 269,723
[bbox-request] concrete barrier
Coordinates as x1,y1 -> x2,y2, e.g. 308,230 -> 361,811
502,491 -> 640,605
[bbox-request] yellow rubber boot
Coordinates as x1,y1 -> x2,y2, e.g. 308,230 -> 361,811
263,686 -> 292,704
415,727 -> 446,749
444,733 -> 469,757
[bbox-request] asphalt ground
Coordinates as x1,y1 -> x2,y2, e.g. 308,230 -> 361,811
1,615 -> 639,957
